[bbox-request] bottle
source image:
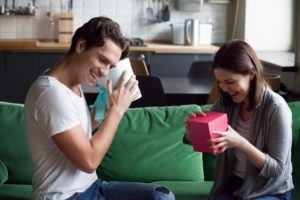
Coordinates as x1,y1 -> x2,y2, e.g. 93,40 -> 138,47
46,11 -> 56,42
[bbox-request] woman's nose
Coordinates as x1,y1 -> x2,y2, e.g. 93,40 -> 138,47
219,83 -> 229,92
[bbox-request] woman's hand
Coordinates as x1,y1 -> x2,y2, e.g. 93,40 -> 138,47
210,125 -> 266,169
106,71 -> 139,117
209,125 -> 246,152
184,111 -> 206,143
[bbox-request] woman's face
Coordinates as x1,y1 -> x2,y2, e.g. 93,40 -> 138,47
214,68 -> 253,103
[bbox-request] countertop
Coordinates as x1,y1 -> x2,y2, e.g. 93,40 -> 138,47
0,39 -> 219,54
0,39 -> 297,71
257,51 -> 298,72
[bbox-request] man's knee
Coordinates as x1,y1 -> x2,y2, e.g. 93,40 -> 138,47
153,186 -> 175,200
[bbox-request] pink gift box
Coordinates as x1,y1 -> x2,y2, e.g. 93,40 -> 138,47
187,112 -> 228,154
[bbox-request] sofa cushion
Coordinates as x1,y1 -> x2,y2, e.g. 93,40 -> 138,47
98,105 -> 204,182
0,160 -> 8,184
288,101 -> 300,198
0,101 -> 32,184
0,184 -> 31,200
287,101 -> 300,149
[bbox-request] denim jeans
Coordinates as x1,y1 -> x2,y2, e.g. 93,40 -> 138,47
214,175 -> 292,200
66,179 -> 175,200
214,190 -> 292,200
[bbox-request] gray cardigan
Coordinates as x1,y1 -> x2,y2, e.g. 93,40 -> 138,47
208,87 -> 294,199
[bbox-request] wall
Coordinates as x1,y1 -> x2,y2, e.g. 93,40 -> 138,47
295,0 -> 300,94
234,0 -> 293,51
0,0 -> 228,44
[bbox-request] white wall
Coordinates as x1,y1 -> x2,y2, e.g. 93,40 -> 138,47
237,0 -> 293,51
0,0 -> 228,44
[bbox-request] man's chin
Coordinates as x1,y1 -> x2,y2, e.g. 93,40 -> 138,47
81,80 -> 97,87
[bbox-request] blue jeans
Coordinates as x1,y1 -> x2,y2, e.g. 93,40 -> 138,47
66,179 -> 175,200
214,175 -> 292,200
215,190 -> 292,200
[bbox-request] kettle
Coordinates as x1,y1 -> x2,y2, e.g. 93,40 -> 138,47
184,19 -> 199,46
170,23 -> 185,45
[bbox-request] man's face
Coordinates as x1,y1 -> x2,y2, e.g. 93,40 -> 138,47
76,38 -> 123,86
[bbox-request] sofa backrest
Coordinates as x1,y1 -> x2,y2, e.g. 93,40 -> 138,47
0,101 -> 32,184
0,101 -> 205,185
2,100 -> 298,186
288,101 -> 300,185
97,105 -> 205,182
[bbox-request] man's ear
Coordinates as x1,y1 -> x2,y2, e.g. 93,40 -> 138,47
76,39 -> 86,54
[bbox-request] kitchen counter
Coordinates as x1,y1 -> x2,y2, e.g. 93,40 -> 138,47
0,39 -> 297,71
257,51 -> 298,72
0,39 -> 219,53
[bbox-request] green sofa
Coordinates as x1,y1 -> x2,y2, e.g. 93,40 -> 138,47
0,101 -> 299,200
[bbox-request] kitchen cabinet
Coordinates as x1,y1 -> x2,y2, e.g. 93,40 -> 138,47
150,53 -> 214,77
0,52 -> 6,101
2,51 -> 64,103
0,49 -> 215,103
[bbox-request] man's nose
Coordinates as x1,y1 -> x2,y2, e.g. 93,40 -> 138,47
101,65 -> 110,77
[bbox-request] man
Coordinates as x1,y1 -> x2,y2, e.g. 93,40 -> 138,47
25,16 -> 174,200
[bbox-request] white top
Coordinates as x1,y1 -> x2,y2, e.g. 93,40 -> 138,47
233,116 -> 252,179
25,76 -> 97,200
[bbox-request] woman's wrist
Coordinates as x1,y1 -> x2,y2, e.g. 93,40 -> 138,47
238,136 -> 248,150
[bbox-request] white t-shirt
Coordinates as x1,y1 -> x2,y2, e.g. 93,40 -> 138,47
25,76 -> 98,200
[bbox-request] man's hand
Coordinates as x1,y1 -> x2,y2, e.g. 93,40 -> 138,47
107,71 -> 139,116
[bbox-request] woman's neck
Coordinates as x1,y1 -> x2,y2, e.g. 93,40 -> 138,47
239,100 -> 253,121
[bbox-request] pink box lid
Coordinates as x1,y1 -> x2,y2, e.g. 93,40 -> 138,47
187,112 -> 228,154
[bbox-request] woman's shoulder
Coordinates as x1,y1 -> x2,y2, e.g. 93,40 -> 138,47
260,88 -> 290,113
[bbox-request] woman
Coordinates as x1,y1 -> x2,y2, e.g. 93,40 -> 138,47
186,40 -> 293,199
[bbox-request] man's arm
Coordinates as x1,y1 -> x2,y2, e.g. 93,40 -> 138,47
52,74 -> 139,173
52,106 -> 122,173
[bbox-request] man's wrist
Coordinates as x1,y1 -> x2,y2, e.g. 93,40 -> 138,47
107,106 -> 124,120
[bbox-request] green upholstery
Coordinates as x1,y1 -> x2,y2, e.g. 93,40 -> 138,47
0,102 -> 32,184
289,101 -> 300,198
0,184 -> 32,199
0,160 -> 8,184
0,101 -> 300,200
98,105 -> 204,182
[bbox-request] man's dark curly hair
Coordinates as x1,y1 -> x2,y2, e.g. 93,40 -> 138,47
68,16 -> 129,59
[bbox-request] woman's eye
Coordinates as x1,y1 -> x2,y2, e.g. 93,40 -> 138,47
226,81 -> 235,84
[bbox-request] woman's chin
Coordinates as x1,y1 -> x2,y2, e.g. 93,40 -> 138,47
231,96 -> 241,103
